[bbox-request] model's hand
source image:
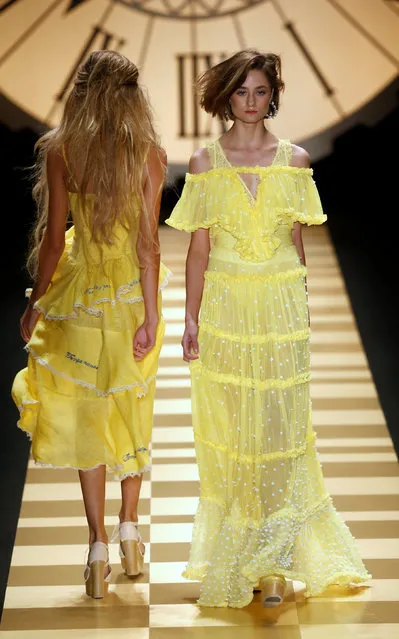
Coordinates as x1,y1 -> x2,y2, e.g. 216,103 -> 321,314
20,305 -> 41,343
133,319 -> 158,361
182,319 -> 199,362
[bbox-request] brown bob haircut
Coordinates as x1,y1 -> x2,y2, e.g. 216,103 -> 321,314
197,49 -> 285,121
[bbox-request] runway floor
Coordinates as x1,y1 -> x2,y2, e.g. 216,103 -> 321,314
1,226 -> 398,638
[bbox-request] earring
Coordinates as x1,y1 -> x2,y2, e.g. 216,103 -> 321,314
226,99 -> 234,120
264,101 -> 277,119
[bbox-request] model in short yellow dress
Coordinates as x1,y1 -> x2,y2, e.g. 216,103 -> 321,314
166,138 -> 370,607
12,162 -> 170,480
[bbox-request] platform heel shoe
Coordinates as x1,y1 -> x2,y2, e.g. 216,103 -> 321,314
260,575 -> 286,608
84,541 -> 112,599
112,521 -> 145,577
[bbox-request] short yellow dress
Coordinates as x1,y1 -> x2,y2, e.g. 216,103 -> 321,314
166,139 -> 370,607
12,167 -> 170,480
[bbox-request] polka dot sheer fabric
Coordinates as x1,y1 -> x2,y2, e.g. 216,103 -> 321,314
166,139 -> 370,607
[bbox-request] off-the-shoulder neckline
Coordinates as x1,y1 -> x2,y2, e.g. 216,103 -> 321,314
186,165 -> 313,179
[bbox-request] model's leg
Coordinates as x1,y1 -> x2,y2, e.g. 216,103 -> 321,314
79,465 -> 110,598
119,475 -> 143,522
116,475 -> 145,577
79,465 -> 108,544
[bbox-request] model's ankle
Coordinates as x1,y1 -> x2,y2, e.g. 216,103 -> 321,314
90,530 -> 108,545
119,511 -> 138,523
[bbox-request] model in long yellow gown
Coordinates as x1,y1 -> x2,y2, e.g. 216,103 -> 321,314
166,138 -> 370,607
12,185 -> 170,480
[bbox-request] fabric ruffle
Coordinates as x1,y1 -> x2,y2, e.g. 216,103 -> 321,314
30,226 -> 171,321
166,167 -> 326,261
183,495 -> 371,608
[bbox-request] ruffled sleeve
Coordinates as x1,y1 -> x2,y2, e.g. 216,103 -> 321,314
291,171 -> 327,226
165,173 -> 218,232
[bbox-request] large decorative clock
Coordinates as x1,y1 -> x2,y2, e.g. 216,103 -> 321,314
0,0 -> 398,173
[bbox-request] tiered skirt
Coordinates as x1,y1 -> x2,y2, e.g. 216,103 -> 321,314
184,241 -> 371,607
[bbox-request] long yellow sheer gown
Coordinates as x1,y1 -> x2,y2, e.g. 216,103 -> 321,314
166,139 -> 370,608
12,157 -> 170,480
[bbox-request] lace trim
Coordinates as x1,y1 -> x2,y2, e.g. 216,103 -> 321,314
186,165 -> 314,182
205,265 -> 307,283
190,362 -> 310,391
18,458 -> 151,481
26,346 -> 156,397
198,324 -> 310,345
119,465 -> 152,481
33,271 -> 171,321
194,430 -> 316,464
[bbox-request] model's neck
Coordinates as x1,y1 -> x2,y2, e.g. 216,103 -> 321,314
224,122 -> 273,150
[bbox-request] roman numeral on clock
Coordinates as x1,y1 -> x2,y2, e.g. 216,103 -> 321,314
0,0 -> 21,13
46,25 -> 125,124
178,53 -> 226,139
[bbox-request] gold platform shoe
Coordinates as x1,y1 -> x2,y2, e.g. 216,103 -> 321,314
112,521 -> 145,577
84,541 -> 112,599
260,575 -> 286,608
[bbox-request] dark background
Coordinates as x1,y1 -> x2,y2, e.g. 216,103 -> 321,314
1,88 -> 398,615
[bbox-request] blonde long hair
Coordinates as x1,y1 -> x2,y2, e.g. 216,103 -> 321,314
28,50 -> 162,277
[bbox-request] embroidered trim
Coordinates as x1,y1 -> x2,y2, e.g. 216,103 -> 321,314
33,271 -> 171,321
122,447 -> 148,462
194,430 -> 316,464
190,362 -> 310,391
205,265 -> 307,283
198,324 -> 310,345
26,346 -> 156,397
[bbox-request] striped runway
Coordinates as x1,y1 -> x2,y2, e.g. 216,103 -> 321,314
1,225 -> 398,638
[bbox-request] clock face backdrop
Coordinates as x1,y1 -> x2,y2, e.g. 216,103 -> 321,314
0,0 -> 398,170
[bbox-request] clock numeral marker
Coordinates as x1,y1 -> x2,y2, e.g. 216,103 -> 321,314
0,0 -> 21,13
56,26 -> 125,102
0,0 -> 64,68
178,53 -> 226,139
46,25 -> 125,123
65,0 -> 90,12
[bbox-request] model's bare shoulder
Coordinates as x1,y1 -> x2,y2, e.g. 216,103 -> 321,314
147,145 -> 167,168
188,147 -> 212,174
291,144 -> 311,169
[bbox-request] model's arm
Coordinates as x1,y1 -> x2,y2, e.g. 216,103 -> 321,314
182,148 -> 211,362
291,145 -> 311,325
133,146 -> 166,361
20,149 -> 69,342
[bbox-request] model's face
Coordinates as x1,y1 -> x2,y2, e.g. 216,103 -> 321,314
230,69 -> 272,122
